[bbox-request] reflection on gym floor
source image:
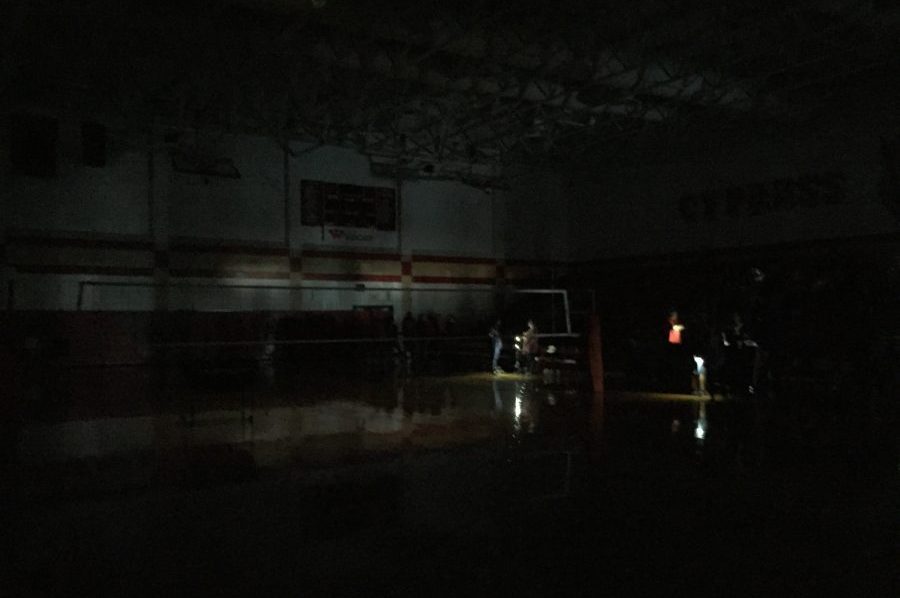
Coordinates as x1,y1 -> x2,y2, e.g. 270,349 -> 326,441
5,369 -> 896,596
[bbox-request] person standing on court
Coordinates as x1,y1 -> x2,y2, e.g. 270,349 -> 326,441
665,310 -> 690,392
519,319 -> 539,374
489,320 -> 503,374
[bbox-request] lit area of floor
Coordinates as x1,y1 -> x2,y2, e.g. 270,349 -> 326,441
3,368 -> 897,595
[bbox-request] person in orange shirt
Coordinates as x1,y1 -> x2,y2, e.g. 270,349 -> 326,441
668,310 -> 685,345
665,310 -> 691,392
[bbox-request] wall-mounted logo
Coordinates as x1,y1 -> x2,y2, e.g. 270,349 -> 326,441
328,228 -> 374,242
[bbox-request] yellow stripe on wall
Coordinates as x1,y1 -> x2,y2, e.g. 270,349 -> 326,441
412,261 -> 495,279
302,257 -> 401,276
168,251 -> 289,273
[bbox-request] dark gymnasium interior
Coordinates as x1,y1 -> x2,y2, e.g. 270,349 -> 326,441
1,0 -> 898,595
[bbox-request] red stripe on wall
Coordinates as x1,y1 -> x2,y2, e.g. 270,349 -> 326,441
302,273 -> 402,283
154,251 -> 169,268
504,259 -> 561,267
169,238 -> 288,256
411,254 -> 496,265
578,231 -> 900,269
14,264 -> 155,276
302,249 -> 402,261
169,269 -> 290,280
411,275 -> 495,285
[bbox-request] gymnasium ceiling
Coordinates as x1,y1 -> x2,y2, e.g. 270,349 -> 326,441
3,0 -> 900,185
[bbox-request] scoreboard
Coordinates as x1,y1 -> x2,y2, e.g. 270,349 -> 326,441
301,180 -> 396,231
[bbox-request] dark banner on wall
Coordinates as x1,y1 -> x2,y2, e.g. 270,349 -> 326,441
677,172 -> 845,222
301,179 -> 396,231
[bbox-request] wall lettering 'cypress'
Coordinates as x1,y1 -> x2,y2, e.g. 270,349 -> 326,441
677,172 -> 845,222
